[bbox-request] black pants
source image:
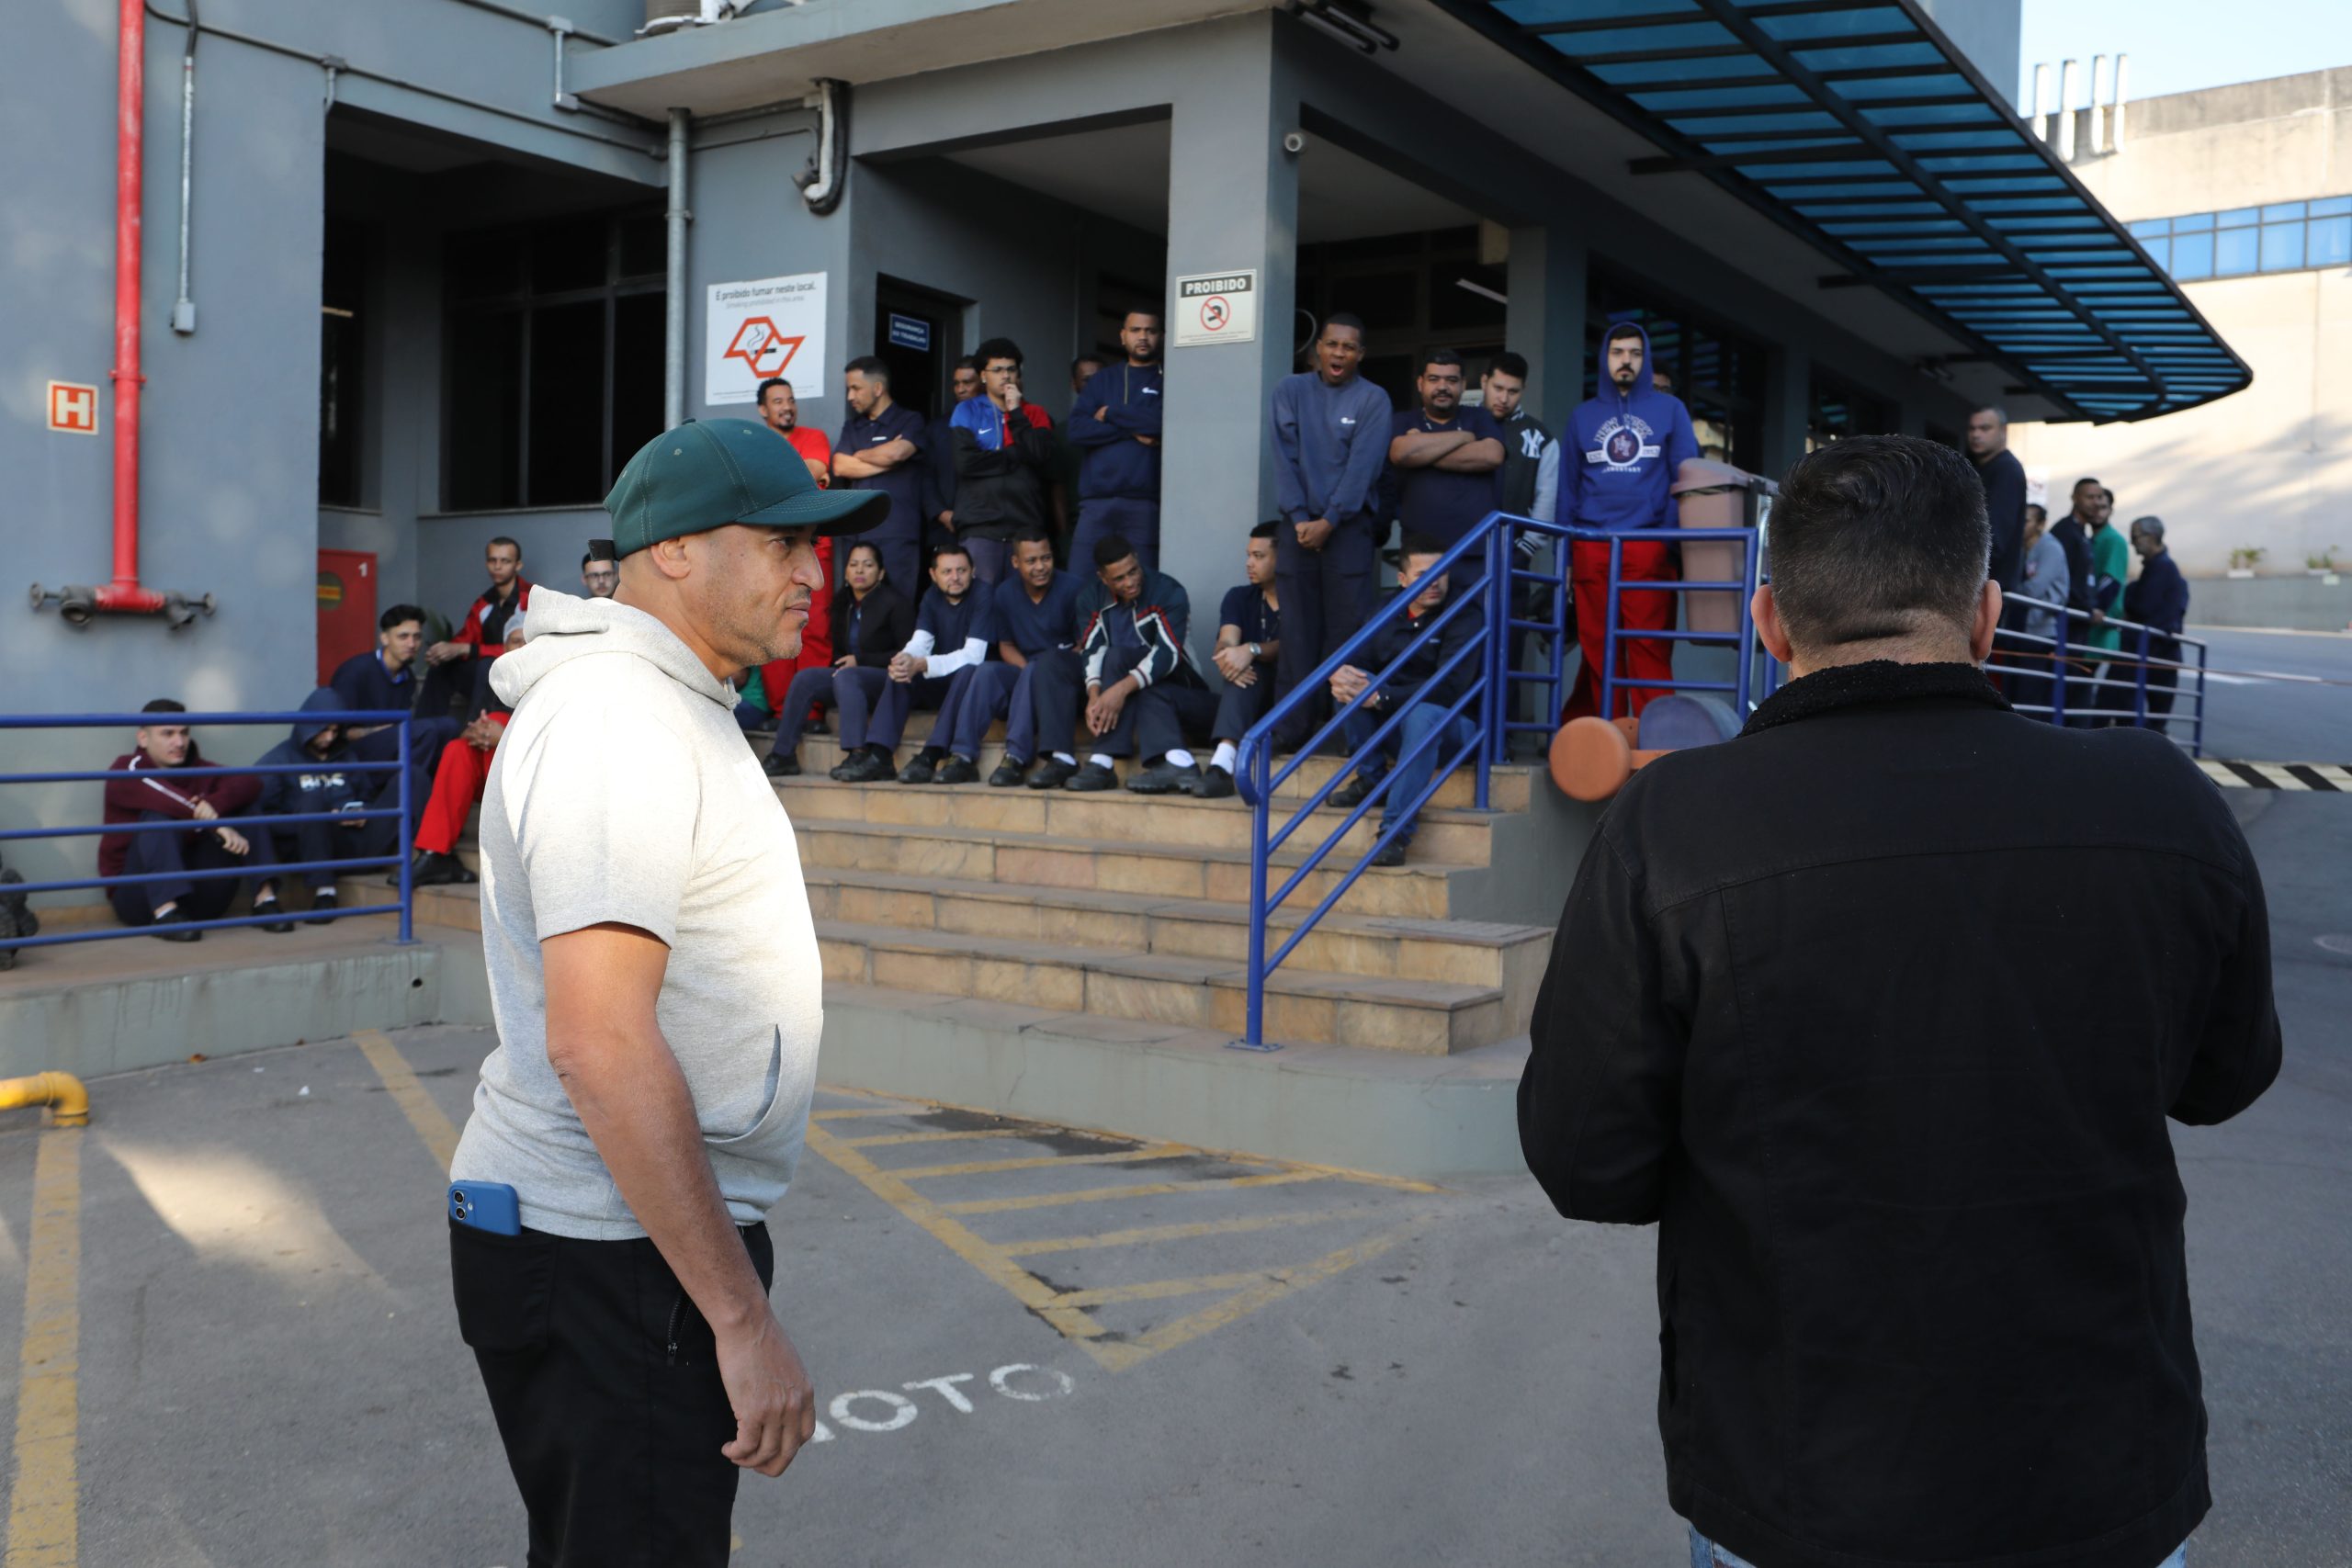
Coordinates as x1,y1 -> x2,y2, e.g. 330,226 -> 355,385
1272,514 -> 1375,750
1211,667 -> 1275,745
107,813 -> 280,925
1031,646 -> 1216,761
452,1219 -> 776,1568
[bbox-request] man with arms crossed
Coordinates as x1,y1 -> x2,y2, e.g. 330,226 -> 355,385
1521,435 -> 2279,1568
448,418 -> 886,1565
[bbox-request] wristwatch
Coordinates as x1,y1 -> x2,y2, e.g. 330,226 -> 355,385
1248,642 -> 1262,660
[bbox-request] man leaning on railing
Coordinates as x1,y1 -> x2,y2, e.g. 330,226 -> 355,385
96,698 -> 290,940
1325,534 -> 1484,867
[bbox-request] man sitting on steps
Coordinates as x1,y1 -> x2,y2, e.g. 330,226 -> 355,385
1188,522 -> 1283,800
1028,536 -> 1216,795
1328,534 -> 1484,868
872,542 -> 995,784
943,526 -> 1084,787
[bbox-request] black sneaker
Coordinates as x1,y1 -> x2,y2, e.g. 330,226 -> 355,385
254,897 -> 294,934
833,749 -> 894,784
896,752 -> 939,785
1064,762 -> 1119,792
1329,772 -> 1382,809
1026,758 -> 1078,790
763,749 -> 801,778
1188,764 -> 1236,800
936,755 -> 979,785
413,850 -> 478,886
150,907 -> 202,942
988,759 -> 1029,788
1369,836 -> 1408,868
305,888 -> 340,926
1125,760 -> 1195,795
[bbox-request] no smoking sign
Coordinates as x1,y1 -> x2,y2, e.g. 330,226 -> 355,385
1172,268 -> 1259,347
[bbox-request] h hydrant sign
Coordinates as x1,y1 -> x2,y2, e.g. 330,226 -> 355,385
706,272 -> 829,406
1172,270 -> 1258,348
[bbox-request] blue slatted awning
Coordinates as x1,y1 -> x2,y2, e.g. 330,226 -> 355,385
1430,0 -> 2249,422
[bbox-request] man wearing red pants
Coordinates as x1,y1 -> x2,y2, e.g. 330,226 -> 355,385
409,709 -> 506,885
1558,321 -> 1697,723
757,377 -> 835,736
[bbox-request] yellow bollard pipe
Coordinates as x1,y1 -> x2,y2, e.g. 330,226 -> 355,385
0,1072 -> 90,1127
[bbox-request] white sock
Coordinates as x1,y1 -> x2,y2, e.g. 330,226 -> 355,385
1163,749 -> 1196,769
1090,753 -> 1116,771
153,900 -> 178,919
1211,741 -> 1237,773
1053,751 -> 1076,767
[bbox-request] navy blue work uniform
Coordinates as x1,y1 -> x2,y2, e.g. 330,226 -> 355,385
944,571 -> 1085,764
1389,404 -> 1506,588
836,403 -> 930,595
1210,583 -> 1282,745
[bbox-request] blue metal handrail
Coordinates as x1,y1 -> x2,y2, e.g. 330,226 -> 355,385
0,709 -> 419,953
1985,603 -> 2207,752
1232,513 -> 1763,1048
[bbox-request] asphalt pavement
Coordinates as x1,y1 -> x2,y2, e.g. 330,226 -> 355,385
0,785 -> 2344,1568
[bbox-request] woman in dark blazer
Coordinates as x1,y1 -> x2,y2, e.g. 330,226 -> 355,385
761,540 -> 913,777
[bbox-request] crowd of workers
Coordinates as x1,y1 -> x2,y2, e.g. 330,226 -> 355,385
82,309 -> 2197,942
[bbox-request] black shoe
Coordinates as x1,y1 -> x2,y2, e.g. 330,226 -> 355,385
1188,764 -> 1236,800
305,889 -> 340,926
833,749 -> 894,784
1369,836 -> 1408,868
1065,762 -> 1119,792
1329,772 -> 1381,809
936,755 -> 979,785
988,759 -> 1029,788
1027,758 -> 1078,790
150,907 -> 202,942
0,867 -> 34,968
1125,760 -> 1195,795
896,753 -> 939,785
254,897 -> 294,934
413,851 -> 478,887
763,749 -> 801,778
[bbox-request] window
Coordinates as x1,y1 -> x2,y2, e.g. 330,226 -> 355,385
320,217 -> 368,507
443,211 -> 666,510
1805,373 -> 1891,451
2130,195 -> 2352,283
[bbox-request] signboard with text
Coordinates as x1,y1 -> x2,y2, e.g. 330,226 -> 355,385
705,272 -> 829,406
1171,269 -> 1259,348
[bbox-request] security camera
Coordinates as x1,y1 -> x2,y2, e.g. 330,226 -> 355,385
1283,130 -> 1306,156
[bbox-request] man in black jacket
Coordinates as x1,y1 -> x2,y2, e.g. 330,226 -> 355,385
950,337 -> 1057,588
1965,405 -> 2028,591
1328,535 -> 1483,866
1521,434 -> 2279,1568
2124,515 -> 2191,734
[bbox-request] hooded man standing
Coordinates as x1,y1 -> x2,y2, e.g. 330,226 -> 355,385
447,419 -> 887,1565
1559,321 -> 1698,723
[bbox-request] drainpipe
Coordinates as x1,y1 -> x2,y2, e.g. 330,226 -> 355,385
31,0 -> 215,630
663,107 -> 689,426
2057,59 -> 2078,162
795,78 -> 846,216
171,0 -> 197,333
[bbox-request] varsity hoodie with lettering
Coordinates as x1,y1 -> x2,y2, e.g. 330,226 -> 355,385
254,688 -> 371,818
1562,321 -> 1699,531
1066,361 -> 1165,501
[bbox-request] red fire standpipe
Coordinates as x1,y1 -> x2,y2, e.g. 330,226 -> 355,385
32,0 -> 212,628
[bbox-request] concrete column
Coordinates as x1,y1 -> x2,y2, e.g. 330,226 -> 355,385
1504,225 -> 1588,434
1758,344 -> 1812,483
1159,26 -> 1298,656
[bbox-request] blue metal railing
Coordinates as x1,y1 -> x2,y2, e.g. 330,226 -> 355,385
1231,513 -> 1764,1049
1985,605 -> 2208,752
0,710 -> 418,952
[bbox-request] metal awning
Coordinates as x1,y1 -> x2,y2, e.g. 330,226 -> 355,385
1431,0 -> 2250,422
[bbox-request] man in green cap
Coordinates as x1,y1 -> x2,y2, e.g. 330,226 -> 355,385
447,419 -> 885,1564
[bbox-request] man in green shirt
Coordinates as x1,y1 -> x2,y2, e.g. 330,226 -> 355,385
2081,485 -> 2132,725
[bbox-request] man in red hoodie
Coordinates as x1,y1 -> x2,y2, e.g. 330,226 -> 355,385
98,698 -> 289,940
422,536 -> 535,720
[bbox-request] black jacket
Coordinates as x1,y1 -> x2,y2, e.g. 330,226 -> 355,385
1521,660 -> 2279,1568
834,582 -> 913,668
950,401 -> 1057,539
1972,447 -> 2028,591
1359,581 -> 1483,713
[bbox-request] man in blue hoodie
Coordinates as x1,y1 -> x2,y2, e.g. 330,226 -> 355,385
1561,321 -> 1698,723
1067,310 -> 1166,572
1269,313 -> 1393,749
255,687 -> 425,917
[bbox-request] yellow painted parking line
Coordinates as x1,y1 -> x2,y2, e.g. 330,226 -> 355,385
1086,1228 -> 1413,1376
6,1128 -> 83,1568
810,1105 -> 933,1121
1000,1208 -> 1366,1258
356,1029 -> 459,1170
833,1127 -> 1086,1150
936,1168 -> 1328,1216
1049,1270 -> 1274,1309
888,1145 -> 1197,1181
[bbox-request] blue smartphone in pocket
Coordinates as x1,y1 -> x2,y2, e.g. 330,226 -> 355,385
448,1180 -> 521,1235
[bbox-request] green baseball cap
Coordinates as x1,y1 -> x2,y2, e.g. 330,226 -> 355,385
604,418 -> 888,556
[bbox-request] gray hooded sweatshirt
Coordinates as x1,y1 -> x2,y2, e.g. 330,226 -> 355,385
449,588 -> 823,1238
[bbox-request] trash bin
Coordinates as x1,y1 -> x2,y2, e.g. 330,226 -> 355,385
1673,459 -> 1770,635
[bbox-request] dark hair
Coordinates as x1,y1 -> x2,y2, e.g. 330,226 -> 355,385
1091,534 -> 1138,570
1486,351 -> 1529,382
929,540 -> 972,568
487,536 -> 521,557
846,539 -> 885,574
1123,308 -> 1163,328
1605,322 -> 1645,349
953,355 -> 982,374
2025,503 -> 2047,523
140,697 -> 186,716
2071,475 -> 2102,495
581,552 -> 595,570
1770,434 -> 1989,648
1070,355 -> 1103,379
1250,521 -> 1279,541
1322,312 -> 1365,337
844,356 -> 889,383
1399,532 -> 1446,560
976,337 -> 1023,370
1419,349 -> 1464,378
379,604 -> 424,632
755,377 -> 793,402
1010,525 -> 1055,551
